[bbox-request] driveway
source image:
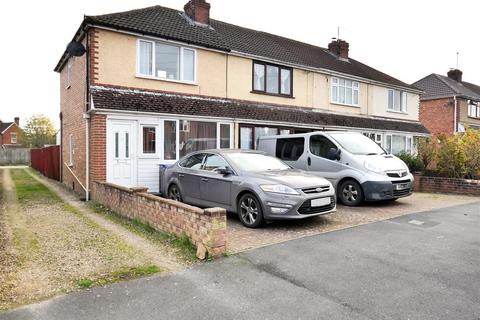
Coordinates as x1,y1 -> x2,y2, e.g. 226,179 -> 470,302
2,201 -> 479,320
227,192 -> 479,252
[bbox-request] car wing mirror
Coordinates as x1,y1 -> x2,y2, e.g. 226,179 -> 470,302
327,148 -> 341,161
216,166 -> 234,176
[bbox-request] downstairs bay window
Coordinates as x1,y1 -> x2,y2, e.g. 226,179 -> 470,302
138,39 -> 196,83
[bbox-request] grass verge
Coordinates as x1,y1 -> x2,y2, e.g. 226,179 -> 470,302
90,203 -> 198,263
77,265 -> 161,289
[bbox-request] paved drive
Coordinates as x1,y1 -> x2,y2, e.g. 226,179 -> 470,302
1,202 -> 479,320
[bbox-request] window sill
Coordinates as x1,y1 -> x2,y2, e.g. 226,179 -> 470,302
330,101 -> 360,108
136,74 -> 198,86
250,90 -> 294,99
467,116 -> 480,120
387,110 -> 409,115
138,154 -> 159,159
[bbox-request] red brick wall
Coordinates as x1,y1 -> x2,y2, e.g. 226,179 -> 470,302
60,36 -> 87,195
419,98 -> 455,135
92,181 -> 227,258
90,113 -> 106,184
414,174 -> 480,196
0,124 -> 20,146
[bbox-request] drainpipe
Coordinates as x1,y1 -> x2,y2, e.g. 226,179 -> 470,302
453,95 -> 457,133
84,25 -> 91,201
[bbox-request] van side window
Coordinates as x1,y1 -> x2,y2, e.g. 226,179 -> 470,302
276,138 -> 305,161
310,135 -> 337,159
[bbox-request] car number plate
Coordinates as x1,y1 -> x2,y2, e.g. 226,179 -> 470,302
311,197 -> 330,207
395,183 -> 409,190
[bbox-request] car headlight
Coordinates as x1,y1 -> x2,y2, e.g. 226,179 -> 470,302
364,161 -> 386,175
260,184 -> 299,195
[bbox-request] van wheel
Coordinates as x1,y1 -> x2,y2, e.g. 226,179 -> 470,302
238,193 -> 264,228
338,180 -> 363,206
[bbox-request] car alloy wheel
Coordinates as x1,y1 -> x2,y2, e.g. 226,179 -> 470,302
168,185 -> 183,202
238,194 -> 264,228
338,180 -> 363,206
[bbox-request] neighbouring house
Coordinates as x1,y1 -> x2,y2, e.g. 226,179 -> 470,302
0,117 -> 21,148
54,0 -> 429,197
413,69 -> 480,135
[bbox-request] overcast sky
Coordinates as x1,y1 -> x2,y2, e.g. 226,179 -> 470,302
1,0 -> 478,128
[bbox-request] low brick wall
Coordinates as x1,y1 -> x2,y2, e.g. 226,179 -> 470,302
92,181 -> 227,258
414,174 -> 480,196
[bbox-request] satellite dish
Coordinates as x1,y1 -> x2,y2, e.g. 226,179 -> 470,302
66,41 -> 86,57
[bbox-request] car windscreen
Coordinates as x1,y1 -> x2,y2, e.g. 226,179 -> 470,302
328,133 -> 386,155
226,153 -> 291,172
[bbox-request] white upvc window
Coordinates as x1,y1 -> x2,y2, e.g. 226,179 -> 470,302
331,77 -> 360,107
68,134 -> 74,166
10,133 -> 17,144
388,89 -> 407,113
385,134 -> 414,155
468,100 -> 480,118
137,39 -> 196,83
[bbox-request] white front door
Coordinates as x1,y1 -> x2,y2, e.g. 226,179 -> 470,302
107,120 -> 136,187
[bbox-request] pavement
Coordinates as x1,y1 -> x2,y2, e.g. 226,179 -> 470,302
1,201 -> 479,320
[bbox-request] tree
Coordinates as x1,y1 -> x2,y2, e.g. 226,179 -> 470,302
21,114 -> 57,148
461,128 -> 480,179
417,137 -> 437,170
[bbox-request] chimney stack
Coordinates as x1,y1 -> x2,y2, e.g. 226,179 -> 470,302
14,117 -> 19,125
184,0 -> 211,25
447,69 -> 463,82
328,39 -> 349,60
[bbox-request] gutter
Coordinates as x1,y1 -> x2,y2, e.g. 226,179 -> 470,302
453,95 -> 457,133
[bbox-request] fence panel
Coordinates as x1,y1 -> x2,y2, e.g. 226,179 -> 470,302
30,146 -> 60,181
0,148 -> 31,165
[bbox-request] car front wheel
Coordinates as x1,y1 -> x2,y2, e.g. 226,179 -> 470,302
238,193 -> 264,228
168,184 -> 183,202
338,180 -> 363,206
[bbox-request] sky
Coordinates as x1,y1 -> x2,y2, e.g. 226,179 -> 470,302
0,0 -> 479,129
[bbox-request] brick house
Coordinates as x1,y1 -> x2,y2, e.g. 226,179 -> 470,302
0,117 -> 21,148
54,0 -> 428,198
413,69 -> 480,135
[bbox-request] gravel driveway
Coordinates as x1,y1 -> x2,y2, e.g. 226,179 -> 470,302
227,192 -> 479,252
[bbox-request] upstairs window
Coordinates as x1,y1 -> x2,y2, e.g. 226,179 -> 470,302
331,77 -> 359,106
138,39 -> 196,82
388,89 -> 407,112
253,61 -> 292,97
11,133 -> 17,144
468,101 -> 480,118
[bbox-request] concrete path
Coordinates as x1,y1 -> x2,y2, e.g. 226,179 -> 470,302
1,201 -> 479,320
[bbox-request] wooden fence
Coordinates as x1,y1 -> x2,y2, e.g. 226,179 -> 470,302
31,146 -> 60,181
0,148 -> 31,165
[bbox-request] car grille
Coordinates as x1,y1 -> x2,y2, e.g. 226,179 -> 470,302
302,186 -> 330,194
392,179 -> 411,184
298,196 -> 335,215
393,189 -> 411,197
386,170 -> 408,178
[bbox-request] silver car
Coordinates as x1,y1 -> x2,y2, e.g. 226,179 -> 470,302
161,150 -> 336,228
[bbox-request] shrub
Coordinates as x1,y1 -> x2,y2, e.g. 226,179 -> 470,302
460,128 -> 480,179
397,151 -> 425,172
436,134 -> 467,178
417,137 -> 437,170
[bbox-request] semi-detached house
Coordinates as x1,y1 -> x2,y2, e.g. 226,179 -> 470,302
55,0 -> 429,197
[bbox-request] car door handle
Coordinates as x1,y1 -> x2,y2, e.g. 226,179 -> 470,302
201,178 -> 209,182
178,173 -> 185,178
307,157 -> 311,166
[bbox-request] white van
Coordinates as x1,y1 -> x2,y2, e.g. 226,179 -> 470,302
257,131 -> 414,206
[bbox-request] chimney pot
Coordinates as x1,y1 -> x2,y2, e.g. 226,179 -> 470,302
328,39 -> 349,59
14,117 -> 19,125
447,69 -> 463,82
184,0 -> 211,25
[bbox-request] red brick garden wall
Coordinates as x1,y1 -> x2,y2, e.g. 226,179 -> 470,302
92,181 -> 227,258
414,174 -> 480,196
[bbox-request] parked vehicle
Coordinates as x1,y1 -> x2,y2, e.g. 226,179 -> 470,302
257,131 -> 414,206
161,150 -> 336,228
